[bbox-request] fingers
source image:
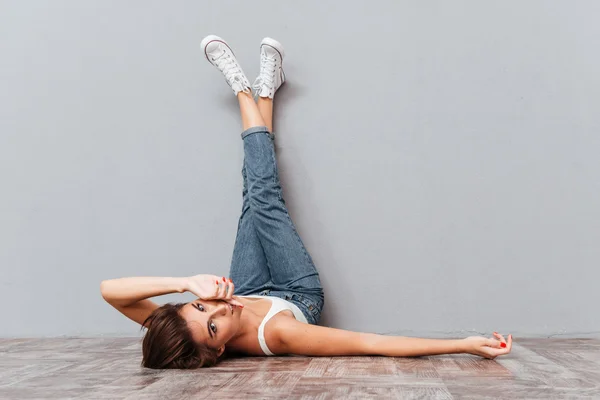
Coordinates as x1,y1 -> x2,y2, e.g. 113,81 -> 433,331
493,332 -> 506,343
225,279 -> 235,300
224,283 -> 245,307
486,339 -> 503,349
227,298 -> 245,307
489,332 -> 514,356
492,332 -> 508,349
218,279 -> 244,307
215,277 -> 237,300
215,278 -> 227,298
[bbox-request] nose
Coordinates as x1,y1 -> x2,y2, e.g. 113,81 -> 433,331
216,302 -> 228,316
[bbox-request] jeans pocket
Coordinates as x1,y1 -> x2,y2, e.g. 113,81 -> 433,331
290,293 -> 322,323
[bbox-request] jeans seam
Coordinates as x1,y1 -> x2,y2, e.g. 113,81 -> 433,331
267,140 -> 314,267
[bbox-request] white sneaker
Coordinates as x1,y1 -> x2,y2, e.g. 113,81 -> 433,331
252,38 -> 285,99
200,35 -> 251,95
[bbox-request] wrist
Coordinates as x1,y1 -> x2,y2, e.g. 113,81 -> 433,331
456,338 -> 469,354
176,277 -> 189,293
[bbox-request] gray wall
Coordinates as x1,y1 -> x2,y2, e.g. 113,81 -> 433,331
1,1 -> 598,338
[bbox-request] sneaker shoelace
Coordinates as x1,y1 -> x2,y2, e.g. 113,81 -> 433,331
252,54 -> 277,94
213,51 -> 248,91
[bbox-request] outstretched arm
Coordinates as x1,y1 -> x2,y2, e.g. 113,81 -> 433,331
272,319 -> 512,359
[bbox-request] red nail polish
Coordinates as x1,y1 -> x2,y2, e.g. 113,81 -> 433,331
222,277 -> 226,282
494,332 -> 498,334
216,280 -> 219,285
501,343 -> 507,348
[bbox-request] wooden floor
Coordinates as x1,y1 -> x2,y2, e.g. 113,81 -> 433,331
0,338 -> 599,399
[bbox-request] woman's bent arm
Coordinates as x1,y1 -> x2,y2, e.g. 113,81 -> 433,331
100,277 -> 187,326
100,277 -> 187,307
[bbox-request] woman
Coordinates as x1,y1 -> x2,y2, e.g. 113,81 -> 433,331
100,35 -> 513,369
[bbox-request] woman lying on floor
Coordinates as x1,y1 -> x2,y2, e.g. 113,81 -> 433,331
101,35 -> 513,369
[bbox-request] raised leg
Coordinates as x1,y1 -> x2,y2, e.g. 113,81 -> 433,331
212,35 -> 321,308
238,92 -> 266,130
240,126 -> 324,304
228,94 -> 272,294
228,93 -> 278,294
228,163 -> 271,295
200,36 -> 280,295
257,97 -> 273,132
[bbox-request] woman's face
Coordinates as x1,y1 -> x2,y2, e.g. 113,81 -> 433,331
180,299 -> 243,353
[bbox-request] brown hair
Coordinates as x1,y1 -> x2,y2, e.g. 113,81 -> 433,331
141,302 -> 220,369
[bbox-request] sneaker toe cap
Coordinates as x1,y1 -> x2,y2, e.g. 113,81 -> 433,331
262,46 -> 281,59
205,41 -> 223,54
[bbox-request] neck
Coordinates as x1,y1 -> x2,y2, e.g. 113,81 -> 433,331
229,307 -> 257,343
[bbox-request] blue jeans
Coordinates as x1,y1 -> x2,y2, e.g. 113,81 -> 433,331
228,126 -> 324,325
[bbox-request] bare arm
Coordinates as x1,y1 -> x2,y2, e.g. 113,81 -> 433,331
366,335 -> 464,356
273,319 -> 512,359
100,277 -> 187,327
100,274 -> 242,327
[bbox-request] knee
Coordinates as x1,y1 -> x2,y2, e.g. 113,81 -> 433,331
248,179 -> 283,205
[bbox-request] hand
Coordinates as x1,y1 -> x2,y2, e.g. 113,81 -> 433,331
462,332 -> 513,359
183,274 -> 244,307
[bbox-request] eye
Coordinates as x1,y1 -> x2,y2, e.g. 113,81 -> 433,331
196,303 -> 205,312
210,321 -> 217,333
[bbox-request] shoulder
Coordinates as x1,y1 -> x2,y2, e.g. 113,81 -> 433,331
227,312 -> 295,356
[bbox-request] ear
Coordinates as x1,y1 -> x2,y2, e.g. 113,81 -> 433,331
217,346 -> 225,357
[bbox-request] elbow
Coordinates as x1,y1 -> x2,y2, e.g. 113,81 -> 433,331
362,333 -> 380,356
100,280 -> 112,302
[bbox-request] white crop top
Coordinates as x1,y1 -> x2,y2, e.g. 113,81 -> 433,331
240,295 -> 308,356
